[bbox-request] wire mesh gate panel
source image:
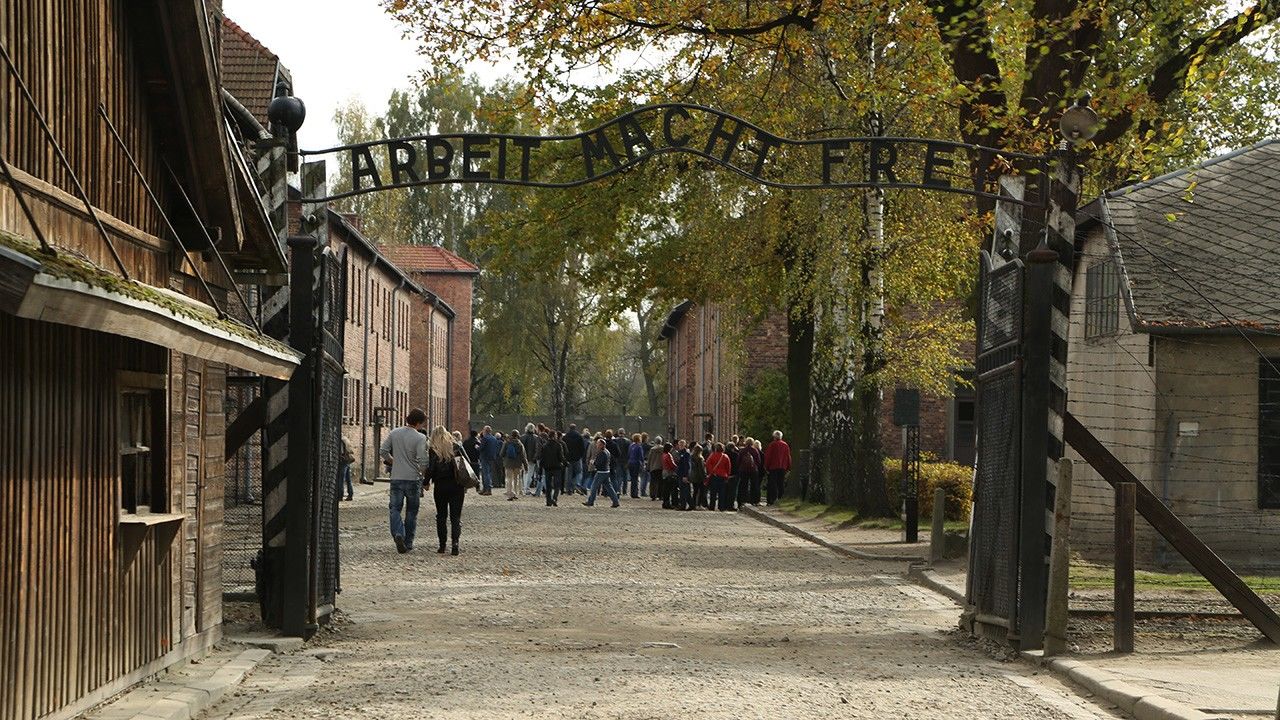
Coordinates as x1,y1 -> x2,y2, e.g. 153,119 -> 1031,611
967,252 -> 1024,637
223,377 -> 263,597
314,247 -> 346,608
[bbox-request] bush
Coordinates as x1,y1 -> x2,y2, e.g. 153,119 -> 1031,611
882,459 -> 973,522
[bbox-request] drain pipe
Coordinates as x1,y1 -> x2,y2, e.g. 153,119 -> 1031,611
357,254 -> 377,482
389,279 -> 405,419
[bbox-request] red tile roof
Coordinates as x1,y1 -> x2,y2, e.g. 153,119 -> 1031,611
220,17 -> 287,127
378,244 -> 481,274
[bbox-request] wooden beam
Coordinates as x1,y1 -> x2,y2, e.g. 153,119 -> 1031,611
1064,412 -> 1280,644
224,393 -> 266,461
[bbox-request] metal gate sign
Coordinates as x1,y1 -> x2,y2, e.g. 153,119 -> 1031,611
298,103 -> 1048,207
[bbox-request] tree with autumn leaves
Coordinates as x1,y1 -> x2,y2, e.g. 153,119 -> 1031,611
378,0 -> 1280,515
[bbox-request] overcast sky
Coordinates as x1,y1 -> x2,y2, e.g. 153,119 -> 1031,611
221,1 -> 657,151
221,0 -> 442,151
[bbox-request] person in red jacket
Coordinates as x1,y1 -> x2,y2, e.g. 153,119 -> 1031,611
660,443 -> 678,509
705,443 -> 732,511
763,430 -> 792,506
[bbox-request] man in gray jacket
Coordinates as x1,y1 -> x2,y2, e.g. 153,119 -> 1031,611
380,408 -> 428,553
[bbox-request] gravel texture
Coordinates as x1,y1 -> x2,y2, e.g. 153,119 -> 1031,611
205,490 -> 1124,719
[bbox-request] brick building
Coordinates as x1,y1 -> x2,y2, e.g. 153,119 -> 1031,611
660,301 -> 789,441
321,213 -> 455,480
380,245 -> 479,430
661,301 -> 976,466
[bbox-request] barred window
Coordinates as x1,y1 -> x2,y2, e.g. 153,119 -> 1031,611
1085,259 -> 1120,338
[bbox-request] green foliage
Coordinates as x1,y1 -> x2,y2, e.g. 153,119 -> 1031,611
738,369 -> 791,443
882,459 -> 973,522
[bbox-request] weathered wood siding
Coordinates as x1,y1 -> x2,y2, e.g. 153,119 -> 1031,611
0,315 -> 163,718
0,0 -> 230,300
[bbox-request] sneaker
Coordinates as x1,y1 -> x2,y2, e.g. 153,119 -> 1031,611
437,545 -> 447,554
583,501 -> 593,507
451,545 -> 460,556
394,535 -> 407,554
610,502 -> 620,508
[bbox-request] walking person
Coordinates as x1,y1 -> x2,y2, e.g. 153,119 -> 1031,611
626,433 -> 645,499
706,443 -> 731,511
673,440 -> 692,510
660,442 -> 677,509
730,439 -> 753,511
478,425 -> 501,495
424,425 -> 468,555
614,429 -> 632,498
727,438 -> 747,509
462,429 -> 482,474
521,423 -> 541,496
686,444 -> 705,511
339,437 -> 355,501
583,437 -> 620,508
637,432 -> 652,497
501,430 -> 528,501
739,438 -> 762,508
541,428 -> 567,507
380,408 -> 428,553
585,431 -> 600,495
564,424 -> 584,495
646,435 -> 664,501
764,430 -> 792,505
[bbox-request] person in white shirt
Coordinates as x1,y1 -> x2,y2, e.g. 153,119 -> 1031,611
379,408 -> 428,553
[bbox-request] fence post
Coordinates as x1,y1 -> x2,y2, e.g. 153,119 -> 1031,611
930,487 -> 947,564
1115,481 -> 1136,653
1044,459 -> 1073,655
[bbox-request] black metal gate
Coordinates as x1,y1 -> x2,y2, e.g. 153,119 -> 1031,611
313,246 -> 346,609
966,251 -> 1024,639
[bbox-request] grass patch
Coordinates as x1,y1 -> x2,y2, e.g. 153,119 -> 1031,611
1070,562 -> 1280,594
774,497 -> 968,532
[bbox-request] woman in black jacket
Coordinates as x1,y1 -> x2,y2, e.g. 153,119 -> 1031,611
426,425 -> 467,555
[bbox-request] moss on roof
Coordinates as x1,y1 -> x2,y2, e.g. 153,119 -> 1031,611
1,228 -> 296,356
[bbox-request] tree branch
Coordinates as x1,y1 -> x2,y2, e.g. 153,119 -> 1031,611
596,0 -> 824,38
1093,0 -> 1280,146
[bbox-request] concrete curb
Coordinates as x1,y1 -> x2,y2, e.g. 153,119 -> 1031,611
906,564 -> 965,605
88,648 -> 272,720
1021,651 -> 1231,720
738,505 -> 925,563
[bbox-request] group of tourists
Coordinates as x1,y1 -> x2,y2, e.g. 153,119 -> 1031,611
459,423 -> 793,512
371,410 -> 794,556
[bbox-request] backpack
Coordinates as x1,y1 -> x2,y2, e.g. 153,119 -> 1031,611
739,449 -> 758,475
505,442 -> 519,460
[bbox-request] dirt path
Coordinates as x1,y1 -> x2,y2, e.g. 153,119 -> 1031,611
206,489 -> 1122,719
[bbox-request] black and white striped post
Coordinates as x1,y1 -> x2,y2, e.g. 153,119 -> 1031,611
1018,134 -> 1084,650
255,143 -> 292,627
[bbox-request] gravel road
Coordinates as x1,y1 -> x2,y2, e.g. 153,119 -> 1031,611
206,489 -> 1122,719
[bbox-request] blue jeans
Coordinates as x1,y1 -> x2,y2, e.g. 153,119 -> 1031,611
389,479 -> 421,548
615,464 -> 631,496
628,463 -> 643,496
479,458 -> 494,491
340,463 -> 353,499
567,459 -> 583,493
587,470 -> 619,506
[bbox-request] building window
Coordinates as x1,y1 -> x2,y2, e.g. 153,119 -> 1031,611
1084,259 -> 1120,338
119,381 -> 166,514
1259,359 -> 1280,509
